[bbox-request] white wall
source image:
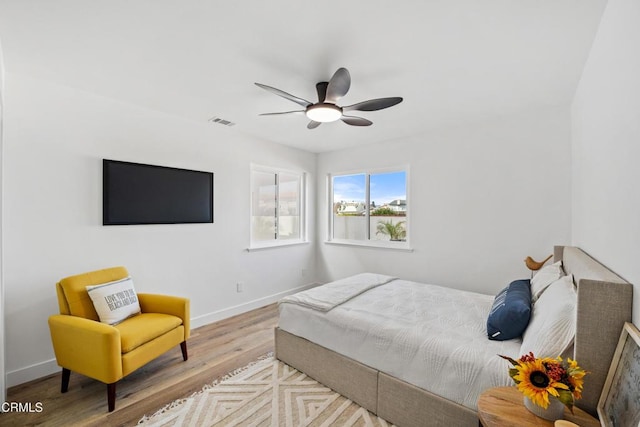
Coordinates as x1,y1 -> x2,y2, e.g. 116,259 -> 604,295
0,36 -> 6,404
3,73 -> 317,386
571,0 -> 640,326
317,107 -> 572,295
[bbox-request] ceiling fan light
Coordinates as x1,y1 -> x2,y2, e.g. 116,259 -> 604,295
305,103 -> 343,122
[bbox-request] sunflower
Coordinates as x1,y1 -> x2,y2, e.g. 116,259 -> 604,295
566,358 -> 587,399
513,358 -> 569,408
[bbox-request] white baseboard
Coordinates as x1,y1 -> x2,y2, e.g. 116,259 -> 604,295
190,282 -> 318,329
7,358 -> 60,388
7,282 -> 319,388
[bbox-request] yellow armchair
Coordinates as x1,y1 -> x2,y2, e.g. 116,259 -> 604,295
48,266 -> 190,412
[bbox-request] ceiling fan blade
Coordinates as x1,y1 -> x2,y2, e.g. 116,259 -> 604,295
307,120 -> 322,129
255,83 -> 312,107
343,97 -> 403,112
316,82 -> 328,103
325,68 -> 351,103
259,110 -> 304,116
341,115 -> 372,127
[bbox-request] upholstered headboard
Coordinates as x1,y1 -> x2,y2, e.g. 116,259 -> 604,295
554,246 -> 633,417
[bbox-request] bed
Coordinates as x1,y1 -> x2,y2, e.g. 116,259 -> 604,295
274,246 -> 633,427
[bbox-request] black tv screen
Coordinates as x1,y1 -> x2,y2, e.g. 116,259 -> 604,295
103,159 -> 213,225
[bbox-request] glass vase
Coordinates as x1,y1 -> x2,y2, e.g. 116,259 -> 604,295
523,396 -> 565,421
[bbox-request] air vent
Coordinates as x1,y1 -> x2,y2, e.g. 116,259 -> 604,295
208,116 -> 236,127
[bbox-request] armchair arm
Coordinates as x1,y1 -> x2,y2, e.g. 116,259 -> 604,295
137,293 -> 190,340
48,315 -> 122,384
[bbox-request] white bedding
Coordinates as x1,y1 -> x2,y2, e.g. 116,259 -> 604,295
280,272 -> 396,311
278,278 -> 521,410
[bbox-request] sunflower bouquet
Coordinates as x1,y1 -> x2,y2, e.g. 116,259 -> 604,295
499,352 -> 587,412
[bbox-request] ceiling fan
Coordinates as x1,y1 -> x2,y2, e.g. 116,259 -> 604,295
255,67 -> 403,129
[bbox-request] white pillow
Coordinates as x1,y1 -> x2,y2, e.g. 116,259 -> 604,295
86,277 -> 141,325
530,260 -> 564,302
520,274 -> 576,358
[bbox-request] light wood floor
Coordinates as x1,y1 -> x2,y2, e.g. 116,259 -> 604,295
1,303 -> 278,427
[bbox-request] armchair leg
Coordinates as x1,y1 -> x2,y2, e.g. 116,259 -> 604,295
61,368 -> 71,393
180,341 -> 188,361
107,383 -> 116,412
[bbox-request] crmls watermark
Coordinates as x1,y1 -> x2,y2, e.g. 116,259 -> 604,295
1,401 -> 44,413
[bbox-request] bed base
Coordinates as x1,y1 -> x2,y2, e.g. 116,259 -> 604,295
276,246 -> 632,426
275,328 -> 477,427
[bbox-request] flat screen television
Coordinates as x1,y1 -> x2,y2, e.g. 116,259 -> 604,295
103,159 -> 214,225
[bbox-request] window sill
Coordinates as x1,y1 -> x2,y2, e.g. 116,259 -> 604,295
246,241 -> 310,252
324,240 -> 414,252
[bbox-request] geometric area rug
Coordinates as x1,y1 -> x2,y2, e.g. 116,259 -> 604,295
137,356 -> 395,426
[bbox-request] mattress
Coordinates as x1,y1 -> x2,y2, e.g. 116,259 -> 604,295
278,279 -> 521,410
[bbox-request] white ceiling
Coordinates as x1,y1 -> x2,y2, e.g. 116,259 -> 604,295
0,0 -> 606,153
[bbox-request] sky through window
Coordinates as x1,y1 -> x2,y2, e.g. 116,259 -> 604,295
333,171 -> 406,205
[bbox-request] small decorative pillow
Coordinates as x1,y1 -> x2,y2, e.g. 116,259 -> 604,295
487,279 -> 532,341
520,274 -> 576,358
530,260 -> 564,302
86,277 -> 141,325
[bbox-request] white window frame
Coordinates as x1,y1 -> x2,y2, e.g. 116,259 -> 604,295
249,164 -> 307,251
327,166 -> 411,251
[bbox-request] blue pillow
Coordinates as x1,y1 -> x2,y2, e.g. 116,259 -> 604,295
487,279 -> 532,341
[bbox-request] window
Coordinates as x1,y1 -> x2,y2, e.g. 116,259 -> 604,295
251,165 -> 306,248
330,169 -> 408,247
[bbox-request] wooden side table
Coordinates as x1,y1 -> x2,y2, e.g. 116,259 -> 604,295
478,387 -> 600,427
